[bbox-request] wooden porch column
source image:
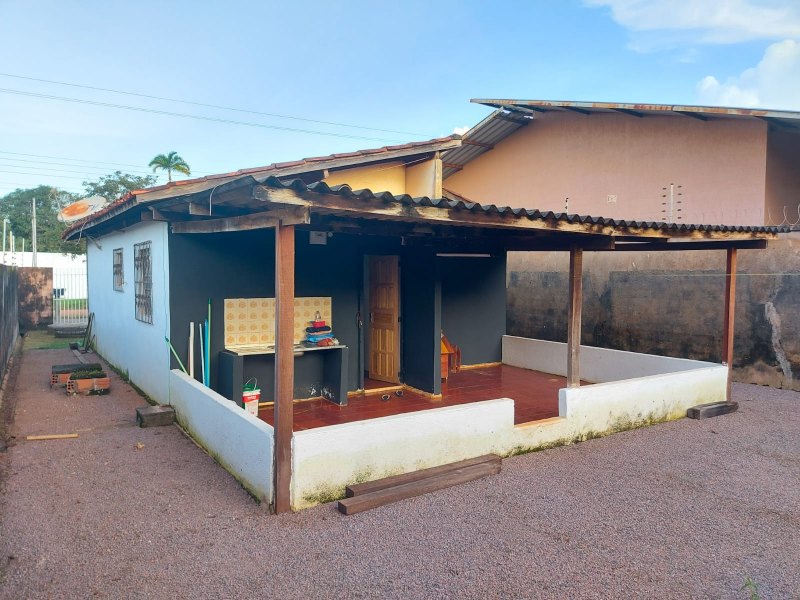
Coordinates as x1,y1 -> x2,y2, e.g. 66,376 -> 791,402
567,248 -> 583,387
274,222 -> 295,513
722,247 -> 737,402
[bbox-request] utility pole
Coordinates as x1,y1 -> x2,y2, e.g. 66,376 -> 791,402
2,218 -> 7,264
32,197 -> 38,267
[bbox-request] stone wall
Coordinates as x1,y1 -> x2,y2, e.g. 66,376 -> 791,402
507,233 -> 800,391
17,267 -> 53,328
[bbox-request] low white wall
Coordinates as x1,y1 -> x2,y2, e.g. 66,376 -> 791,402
290,336 -> 729,510
169,370 -> 273,503
291,399 -> 514,510
502,335 -> 715,382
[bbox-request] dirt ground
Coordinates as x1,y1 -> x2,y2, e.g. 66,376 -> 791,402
0,348 -> 798,599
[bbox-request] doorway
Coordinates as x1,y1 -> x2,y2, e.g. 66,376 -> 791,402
367,255 -> 400,385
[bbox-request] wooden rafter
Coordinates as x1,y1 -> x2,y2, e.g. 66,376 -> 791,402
171,208 -> 310,234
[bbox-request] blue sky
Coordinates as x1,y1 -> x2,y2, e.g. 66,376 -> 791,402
0,0 -> 798,198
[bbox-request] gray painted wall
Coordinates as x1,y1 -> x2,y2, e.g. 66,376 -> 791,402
168,230 -> 481,398
440,255 -> 506,365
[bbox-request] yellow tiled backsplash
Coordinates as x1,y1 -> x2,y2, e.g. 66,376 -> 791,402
224,297 -> 332,347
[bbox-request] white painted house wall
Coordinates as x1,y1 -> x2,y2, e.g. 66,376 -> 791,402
87,221 -> 171,403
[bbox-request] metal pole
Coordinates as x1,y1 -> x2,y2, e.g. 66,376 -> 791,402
32,197 -> 37,267
2,218 -> 6,264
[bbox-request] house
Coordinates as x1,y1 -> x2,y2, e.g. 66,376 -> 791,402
441,100 -> 800,226
440,100 -> 800,389
64,134 -> 782,513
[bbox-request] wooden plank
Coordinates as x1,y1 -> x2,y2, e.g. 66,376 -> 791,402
722,247 -> 737,401
26,434 -> 79,441
171,208 -> 309,234
567,248 -> 583,387
346,454 -> 500,497
338,461 -> 501,515
273,223 -> 295,514
188,201 -> 211,216
433,152 -> 443,199
687,401 -> 739,419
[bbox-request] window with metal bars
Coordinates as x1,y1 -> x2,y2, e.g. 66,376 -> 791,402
113,248 -> 124,291
134,241 -> 153,324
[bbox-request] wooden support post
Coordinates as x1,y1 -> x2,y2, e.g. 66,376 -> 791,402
567,248 -> 583,387
274,222 -> 295,513
722,248 -> 737,402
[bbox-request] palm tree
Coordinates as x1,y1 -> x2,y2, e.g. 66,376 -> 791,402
148,151 -> 191,182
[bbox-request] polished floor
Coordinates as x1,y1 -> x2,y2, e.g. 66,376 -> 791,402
258,365 -> 566,431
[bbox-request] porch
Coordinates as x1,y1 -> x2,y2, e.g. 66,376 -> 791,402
257,363 -> 565,430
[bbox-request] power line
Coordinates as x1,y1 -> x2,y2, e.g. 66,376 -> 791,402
0,149 -> 161,170
0,87 -> 406,143
0,163 -> 159,178
0,169 -> 93,180
0,72 -> 433,137
0,157 -> 157,176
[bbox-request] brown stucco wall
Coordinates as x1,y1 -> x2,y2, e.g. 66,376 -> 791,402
18,267 -> 53,328
446,111 -> 769,225
765,129 -> 800,226
507,234 -> 800,390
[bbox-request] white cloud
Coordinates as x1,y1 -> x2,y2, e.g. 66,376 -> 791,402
585,0 -> 800,46
697,39 -> 800,108
453,125 -> 469,135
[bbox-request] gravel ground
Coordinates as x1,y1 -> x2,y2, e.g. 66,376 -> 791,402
1,348 -> 798,599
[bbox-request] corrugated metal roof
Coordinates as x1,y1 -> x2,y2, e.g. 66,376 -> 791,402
259,176 -> 786,236
441,110 -> 530,178
473,99 -> 800,123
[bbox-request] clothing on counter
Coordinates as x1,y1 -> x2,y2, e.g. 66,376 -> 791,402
305,325 -> 332,334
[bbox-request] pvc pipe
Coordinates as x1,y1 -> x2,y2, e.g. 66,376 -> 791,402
204,317 -> 210,386
165,337 -> 188,375
188,322 -> 195,379
199,323 -> 206,386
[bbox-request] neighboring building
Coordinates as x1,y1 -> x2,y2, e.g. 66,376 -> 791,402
442,100 -> 800,226
63,132 -> 781,511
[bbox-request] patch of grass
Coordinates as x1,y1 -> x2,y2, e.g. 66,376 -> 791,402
22,330 -> 81,351
741,577 -> 761,600
54,298 -> 88,310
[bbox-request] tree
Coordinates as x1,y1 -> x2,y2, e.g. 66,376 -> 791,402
82,171 -> 157,202
148,151 -> 191,182
0,185 -> 83,254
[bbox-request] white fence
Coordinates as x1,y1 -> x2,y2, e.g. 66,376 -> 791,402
52,267 -> 88,326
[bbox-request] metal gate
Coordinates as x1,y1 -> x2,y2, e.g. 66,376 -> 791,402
52,267 -> 88,327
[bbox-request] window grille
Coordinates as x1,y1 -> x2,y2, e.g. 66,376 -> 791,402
113,248 -> 124,291
134,241 -> 153,324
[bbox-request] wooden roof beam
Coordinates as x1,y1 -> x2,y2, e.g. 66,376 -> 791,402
171,207 -> 309,234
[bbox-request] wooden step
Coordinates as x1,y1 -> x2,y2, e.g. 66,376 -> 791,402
687,401 -> 739,419
338,460 -> 501,515
346,454 -> 500,498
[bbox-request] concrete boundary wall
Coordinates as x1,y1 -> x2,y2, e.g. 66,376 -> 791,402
169,370 -> 273,503
502,335 -> 716,382
506,235 -> 800,391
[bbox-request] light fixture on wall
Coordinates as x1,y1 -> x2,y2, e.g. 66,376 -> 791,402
435,253 -> 491,258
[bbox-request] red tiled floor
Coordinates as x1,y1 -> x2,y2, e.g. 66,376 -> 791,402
259,365 -> 567,431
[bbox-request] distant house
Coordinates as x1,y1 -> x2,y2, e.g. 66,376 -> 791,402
441,100 -> 800,227
64,127 -> 782,512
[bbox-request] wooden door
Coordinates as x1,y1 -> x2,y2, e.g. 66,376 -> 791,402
369,255 -> 400,384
